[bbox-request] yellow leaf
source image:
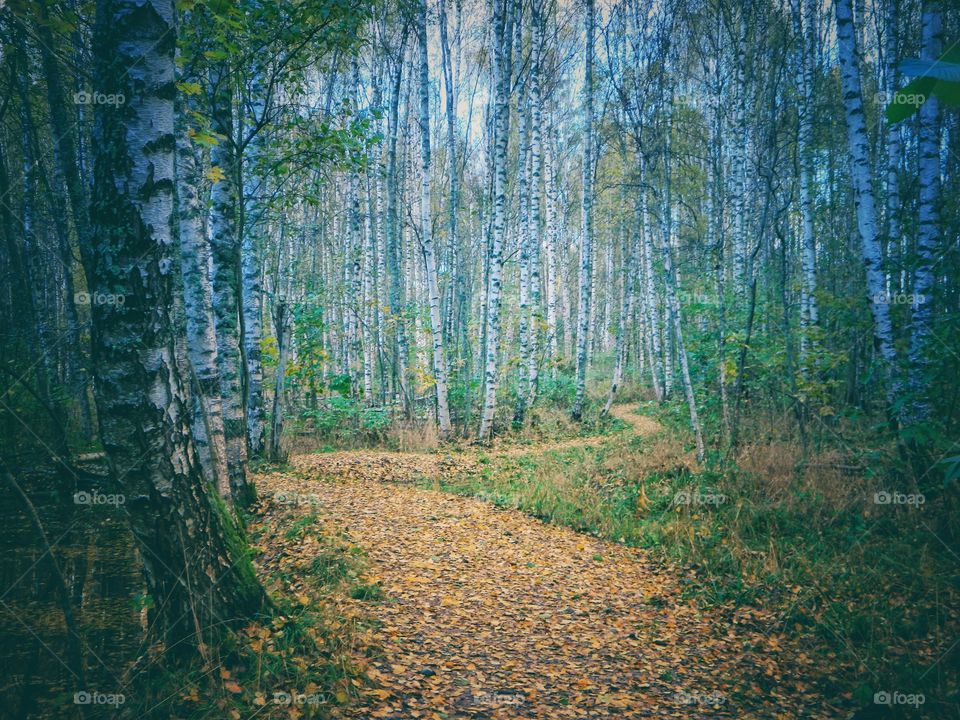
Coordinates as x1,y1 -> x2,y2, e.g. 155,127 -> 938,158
206,165 -> 226,184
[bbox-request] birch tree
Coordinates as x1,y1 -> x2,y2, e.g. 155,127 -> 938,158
85,0 -> 265,648
835,0 -> 902,417
417,0 -> 453,436
906,0 -> 942,424
478,0 -> 513,441
572,0 -> 595,422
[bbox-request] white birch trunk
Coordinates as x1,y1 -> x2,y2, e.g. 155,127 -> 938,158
478,0 -> 513,441
417,0 -> 453,436
571,0 -> 595,422
906,1 -> 941,423
835,0 -> 902,413
176,116 -> 231,500
797,0 -> 818,365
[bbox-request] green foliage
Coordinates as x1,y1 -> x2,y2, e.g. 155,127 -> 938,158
349,582 -> 383,601
299,398 -> 392,446
886,46 -> 960,122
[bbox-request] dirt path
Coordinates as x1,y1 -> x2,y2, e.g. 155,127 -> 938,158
255,406 -> 829,718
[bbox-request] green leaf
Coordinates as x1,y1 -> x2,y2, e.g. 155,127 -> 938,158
932,80 -> 960,107
885,77 -> 935,123
177,81 -> 203,96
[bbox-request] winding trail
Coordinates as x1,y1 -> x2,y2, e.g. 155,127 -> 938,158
255,406 -> 830,718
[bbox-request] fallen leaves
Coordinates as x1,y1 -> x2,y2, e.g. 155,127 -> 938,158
252,422 -> 834,719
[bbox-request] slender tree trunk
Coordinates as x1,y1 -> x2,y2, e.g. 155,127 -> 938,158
478,0 -> 513,441
240,67 -> 268,456
35,9 -> 94,434
268,296 -> 291,462
544,122 -> 559,365
906,0 -> 941,424
731,15 -> 748,295
514,70 -> 532,423
796,0 -> 818,366
417,0 -> 452,436
883,0 -> 904,297
835,0 -> 902,417
387,29 -> 411,416
439,0 -> 465,422
176,105 -> 231,500
209,68 -> 252,505
638,153 -> 664,401
572,0 -> 595,422
526,1 -> 544,411
661,95 -> 705,460
603,211 -> 635,416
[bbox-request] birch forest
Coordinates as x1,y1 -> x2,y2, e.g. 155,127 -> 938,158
1,0 -> 959,717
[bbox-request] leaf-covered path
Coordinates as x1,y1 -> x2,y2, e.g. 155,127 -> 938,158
255,409 -> 831,718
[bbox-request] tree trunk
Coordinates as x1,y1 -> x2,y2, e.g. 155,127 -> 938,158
209,67 -> 252,505
478,0 -> 514,441
417,0 -> 453,436
87,0 -> 266,651
835,0 -> 902,417
796,0 -> 818,367
906,0 -> 941,424
526,0 -> 544,412
176,104 -> 231,500
572,0 -> 595,422
241,68 -> 268,457
268,296 -> 291,462
387,29 -> 411,416
514,65 -> 532,424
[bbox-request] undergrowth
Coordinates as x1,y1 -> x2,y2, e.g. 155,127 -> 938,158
116,498 -> 376,718
428,395 -> 960,718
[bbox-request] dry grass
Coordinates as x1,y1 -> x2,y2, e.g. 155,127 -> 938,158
387,420 -> 440,452
735,441 -> 801,504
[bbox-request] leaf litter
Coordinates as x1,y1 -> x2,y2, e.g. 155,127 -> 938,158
252,406 -> 835,718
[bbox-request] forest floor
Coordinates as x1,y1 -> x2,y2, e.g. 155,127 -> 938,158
251,406 -> 839,719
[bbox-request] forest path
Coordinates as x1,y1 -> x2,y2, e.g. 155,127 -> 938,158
284,401 -> 664,486
254,406 -> 826,718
